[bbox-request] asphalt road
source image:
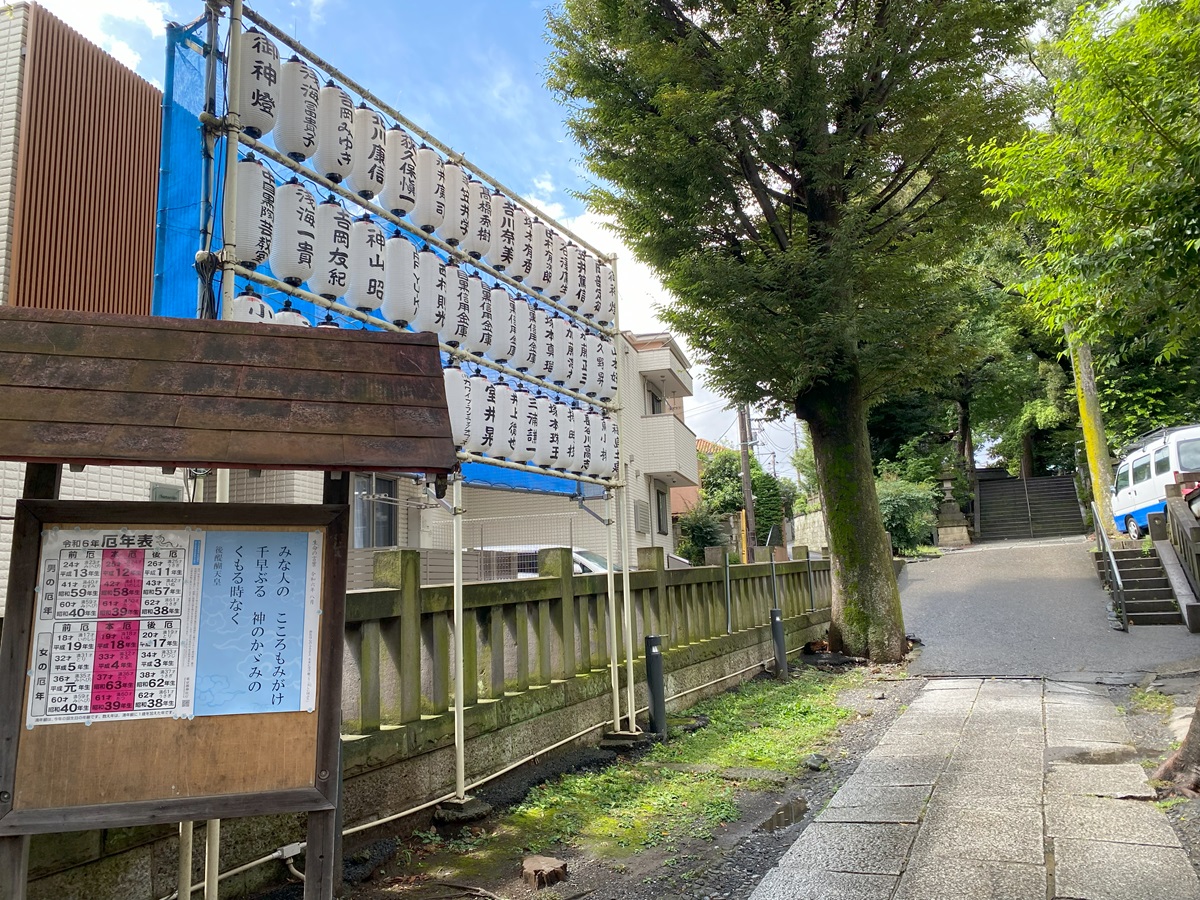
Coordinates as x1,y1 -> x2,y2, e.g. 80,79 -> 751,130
901,537 -> 1200,679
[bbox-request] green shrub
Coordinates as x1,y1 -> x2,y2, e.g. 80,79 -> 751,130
676,501 -> 724,565
874,476 -> 938,553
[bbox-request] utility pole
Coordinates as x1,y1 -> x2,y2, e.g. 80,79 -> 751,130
738,404 -> 758,551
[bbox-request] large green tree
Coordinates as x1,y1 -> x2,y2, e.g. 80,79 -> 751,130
548,0 -> 1037,660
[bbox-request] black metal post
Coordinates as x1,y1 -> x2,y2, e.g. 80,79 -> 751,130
770,608 -> 788,680
645,634 -> 667,737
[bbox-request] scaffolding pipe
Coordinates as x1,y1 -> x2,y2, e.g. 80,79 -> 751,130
452,474 -> 466,799
605,492 -> 620,730
618,479 -> 637,731
218,0 -> 244,321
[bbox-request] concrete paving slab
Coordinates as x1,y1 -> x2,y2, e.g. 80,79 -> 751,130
930,772 -> 1043,808
750,868 -> 898,900
870,732 -> 960,757
776,822 -> 917,875
894,858 -> 1046,900
1045,681 -> 1110,697
1045,762 -> 1155,799
852,754 -> 946,785
1046,795 -> 1180,847
920,679 -> 983,692
1053,837 -> 1200,900
913,803 -> 1044,864
817,783 -> 931,824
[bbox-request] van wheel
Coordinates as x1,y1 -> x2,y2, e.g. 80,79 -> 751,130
1126,517 -> 1143,540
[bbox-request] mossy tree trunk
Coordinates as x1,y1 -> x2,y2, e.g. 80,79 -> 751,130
1154,697 -> 1200,795
796,368 -> 906,662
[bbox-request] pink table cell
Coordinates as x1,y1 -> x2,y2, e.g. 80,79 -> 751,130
91,620 -> 140,713
99,548 -> 145,618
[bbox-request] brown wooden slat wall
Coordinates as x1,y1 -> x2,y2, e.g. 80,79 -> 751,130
0,307 -> 458,474
6,3 -> 161,313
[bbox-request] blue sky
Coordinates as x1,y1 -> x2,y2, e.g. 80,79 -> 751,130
41,0 -> 802,482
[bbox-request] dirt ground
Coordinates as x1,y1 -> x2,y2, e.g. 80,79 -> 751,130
253,662 -> 921,900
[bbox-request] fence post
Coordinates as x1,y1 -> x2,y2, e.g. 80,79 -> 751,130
539,548 -> 577,679
373,548 -> 422,724
638,547 -> 668,647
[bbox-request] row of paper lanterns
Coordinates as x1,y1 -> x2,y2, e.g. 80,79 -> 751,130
443,366 -> 618,478
234,29 -> 617,323
234,162 -> 617,400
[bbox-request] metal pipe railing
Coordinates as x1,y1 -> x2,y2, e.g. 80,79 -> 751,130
1092,500 -> 1128,631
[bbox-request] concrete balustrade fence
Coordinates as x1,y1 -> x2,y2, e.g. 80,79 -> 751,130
11,548 -> 833,900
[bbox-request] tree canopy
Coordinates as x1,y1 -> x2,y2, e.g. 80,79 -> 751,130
548,0 -> 1040,661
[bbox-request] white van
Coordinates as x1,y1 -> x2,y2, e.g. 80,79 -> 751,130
1111,425 -> 1200,537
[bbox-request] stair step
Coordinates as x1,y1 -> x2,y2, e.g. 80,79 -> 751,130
1123,575 -> 1170,589
1124,597 -> 1178,612
1124,586 -> 1175,602
1129,611 -> 1184,626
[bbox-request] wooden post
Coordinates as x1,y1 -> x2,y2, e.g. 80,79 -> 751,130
577,595 -> 592,673
509,603 -> 530,691
461,610 -> 479,707
534,600 -> 553,684
426,612 -> 451,713
374,550 -> 422,725
0,464 -> 61,899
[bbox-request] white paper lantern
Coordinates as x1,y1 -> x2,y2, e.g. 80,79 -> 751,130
412,146 -> 445,233
446,265 -> 471,347
582,254 -> 600,319
532,307 -> 553,380
494,380 -> 518,459
518,299 -> 538,373
346,216 -> 385,311
600,262 -> 617,325
314,81 -> 354,183
462,277 -> 493,358
274,300 -> 311,327
228,288 -> 276,323
551,233 -> 569,300
234,155 -> 274,268
571,247 -> 590,314
276,56 -> 318,161
491,288 -> 519,364
513,206 -> 535,282
382,234 -> 419,325
443,365 -> 469,448
380,126 -> 417,215
464,371 -> 496,456
580,333 -> 600,396
573,329 -> 592,395
315,312 -> 340,328
238,29 -> 279,139
562,321 -> 582,392
549,314 -> 571,385
603,338 -> 618,401
529,219 -> 552,292
512,388 -> 536,464
412,249 -> 448,334
270,179 -> 316,285
308,199 -> 352,299
606,416 -> 620,477
558,403 -> 580,472
460,180 -> 493,260
486,193 -> 514,270
580,409 -> 599,475
440,163 -> 470,246
590,412 -> 610,478
347,105 -> 386,199
533,394 -> 556,467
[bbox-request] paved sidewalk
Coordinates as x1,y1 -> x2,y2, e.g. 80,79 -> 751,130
751,678 -> 1200,900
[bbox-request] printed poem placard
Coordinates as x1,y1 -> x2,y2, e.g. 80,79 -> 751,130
25,527 -> 322,728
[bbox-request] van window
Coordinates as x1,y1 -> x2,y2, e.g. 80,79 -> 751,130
1179,439 -> 1200,473
1132,456 -> 1152,485
1115,465 -> 1130,492
1154,447 -> 1171,476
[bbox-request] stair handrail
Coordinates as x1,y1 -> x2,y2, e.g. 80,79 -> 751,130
1092,500 -> 1128,631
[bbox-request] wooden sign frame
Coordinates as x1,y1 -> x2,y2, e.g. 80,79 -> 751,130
0,500 -> 348,835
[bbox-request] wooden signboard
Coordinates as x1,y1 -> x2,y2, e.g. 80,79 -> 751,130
0,501 -> 348,834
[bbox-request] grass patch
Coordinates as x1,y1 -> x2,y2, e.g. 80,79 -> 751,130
494,668 -> 859,858
1130,688 -> 1175,718
1157,797 -> 1188,812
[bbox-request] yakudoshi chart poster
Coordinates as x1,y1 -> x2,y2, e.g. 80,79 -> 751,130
25,527 -> 322,728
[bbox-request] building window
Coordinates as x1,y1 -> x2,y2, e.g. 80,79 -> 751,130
353,474 -> 400,549
656,489 -> 670,536
648,388 -> 663,415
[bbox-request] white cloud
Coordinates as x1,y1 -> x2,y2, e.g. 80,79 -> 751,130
104,38 -> 142,71
38,0 -> 171,78
292,0 -> 330,25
